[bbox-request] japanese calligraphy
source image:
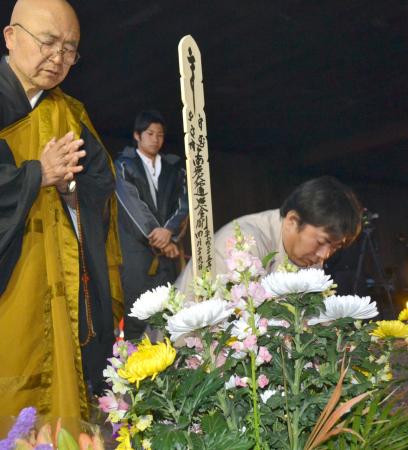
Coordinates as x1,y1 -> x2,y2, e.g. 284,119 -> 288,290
178,35 -> 215,283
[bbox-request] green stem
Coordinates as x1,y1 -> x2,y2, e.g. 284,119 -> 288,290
291,304 -> 305,450
247,295 -> 261,449
250,349 -> 261,449
217,391 -> 238,431
281,346 -> 294,448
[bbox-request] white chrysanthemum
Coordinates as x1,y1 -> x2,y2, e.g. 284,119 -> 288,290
261,268 -> 333,297
308,295 -> 379,325
129,283 -> 171,320
166,298 -> 234,341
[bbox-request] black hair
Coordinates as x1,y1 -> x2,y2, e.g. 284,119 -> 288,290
280,176 -> 362,245
133,110 -> 166,135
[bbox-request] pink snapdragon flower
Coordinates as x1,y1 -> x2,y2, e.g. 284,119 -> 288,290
226,250 -> 254,273
248,282 -> 269,307
184,336 -> 204,352
225,237 -> 237,252
247,257 -> 266,278
257,374 -> 270,388
256,346 -> 272,366
98,391 -> 129,414
210,341 -> 227,368
186,355 -> 203,370
231,284 -> 247,303
235,376 -> 249,387
258,318 -> 269,335
243,334 -> 258,351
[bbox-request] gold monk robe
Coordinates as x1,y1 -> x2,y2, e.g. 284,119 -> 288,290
0,88 -> 123,437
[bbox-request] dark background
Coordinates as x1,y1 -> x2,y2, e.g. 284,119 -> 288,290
1,0 -> 408,316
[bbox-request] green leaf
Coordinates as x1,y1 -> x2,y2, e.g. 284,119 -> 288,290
262,252 -> 278,269
201,412 -> 227,435
179,368 -> 224,417
57,428 -> 80,450
151,424 -> 188,450
197,430 -> 254,450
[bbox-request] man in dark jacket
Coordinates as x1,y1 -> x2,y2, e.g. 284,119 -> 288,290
115,110 -> 188,339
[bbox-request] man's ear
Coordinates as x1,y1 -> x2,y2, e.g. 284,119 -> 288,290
133,131 -> 140,144
3,25 -> 16,51
284,210 -> 301,231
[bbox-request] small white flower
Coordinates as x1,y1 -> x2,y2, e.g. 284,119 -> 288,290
307,295 -> 379,325
166,298 -> 234,341
103,365 -> 130,395
129,283 -> 171,320
109,357 -> 123,369
225,375 -> 237,389
230,314 -> 259,340
268,318 -> 290,328
261,268 -> 333,297
260,389 -> 277,403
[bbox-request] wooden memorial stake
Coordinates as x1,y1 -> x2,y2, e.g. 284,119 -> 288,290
178,35 -> 215,283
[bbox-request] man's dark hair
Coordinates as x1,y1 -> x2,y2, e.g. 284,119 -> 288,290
280,176 -> 362,245
133,110 -> 166,135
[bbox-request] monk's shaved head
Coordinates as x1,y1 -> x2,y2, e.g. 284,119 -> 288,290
4,0 -> 80,97
11,0 -> 79,33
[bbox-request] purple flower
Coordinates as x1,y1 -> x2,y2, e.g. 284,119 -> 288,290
0,407 -> 37,450
35,445 -> 53,450
112,340 -> 137,361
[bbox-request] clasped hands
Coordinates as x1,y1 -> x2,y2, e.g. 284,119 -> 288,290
40,131 -> 86,192
148,227 -> 179,259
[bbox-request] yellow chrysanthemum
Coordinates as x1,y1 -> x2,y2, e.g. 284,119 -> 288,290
116,426 -> 132,450
371,320 -> 408,339
118,336 -> 176,387
398,308 -> 408,322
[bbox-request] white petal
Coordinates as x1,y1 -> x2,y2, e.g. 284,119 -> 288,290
166,298 -> 234,341
308,295 -> 378,325
129,284 -> 171,320
262,269 -> 333,297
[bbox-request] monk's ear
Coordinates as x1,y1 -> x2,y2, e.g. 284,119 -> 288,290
284,210 -> 301,232
3,25 -> 16,51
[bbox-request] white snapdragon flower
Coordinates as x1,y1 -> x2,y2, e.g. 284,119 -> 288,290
260,389 -> 277,403
261,268 -> 333,297
225,375 -> 237,389
308,295 -> 379,325
129,283 -> 172,320
166,298 -> 234,341
230,315 -> 259,340
102,365 -> 130,395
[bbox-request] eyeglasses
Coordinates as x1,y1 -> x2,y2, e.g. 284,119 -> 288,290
12,22 -> 80,66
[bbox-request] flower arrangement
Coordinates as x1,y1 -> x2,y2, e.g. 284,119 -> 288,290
100,224 -> 408,449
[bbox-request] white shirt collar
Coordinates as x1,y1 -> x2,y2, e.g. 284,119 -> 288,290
136,149 -> 162,190
29,91 -> 43,108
